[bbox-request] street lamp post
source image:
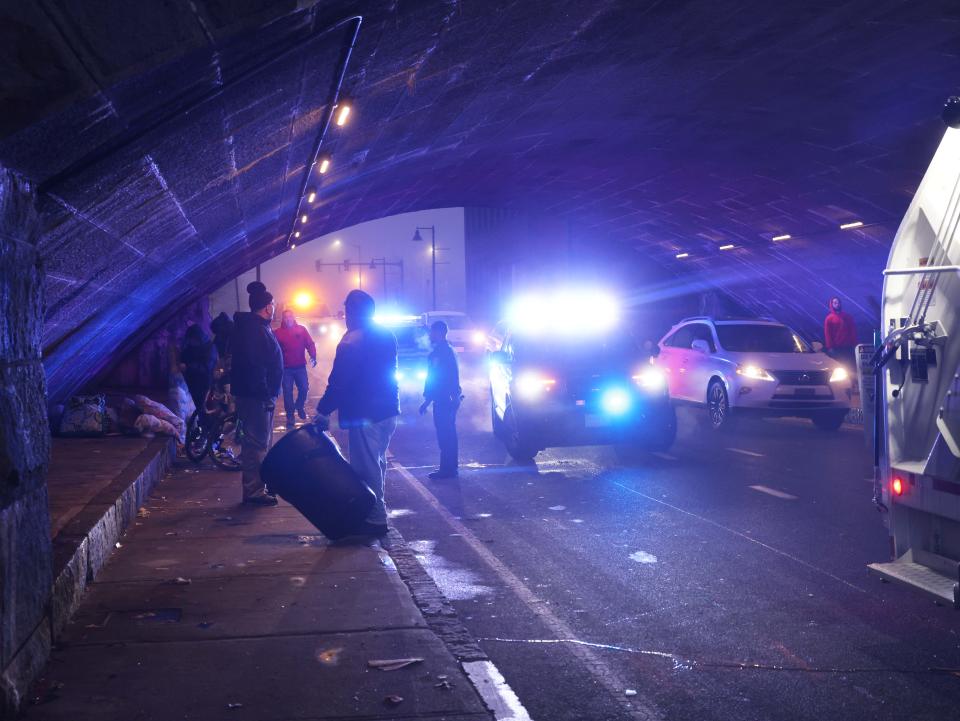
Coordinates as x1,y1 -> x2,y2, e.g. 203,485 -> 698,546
412,225 -> 436,310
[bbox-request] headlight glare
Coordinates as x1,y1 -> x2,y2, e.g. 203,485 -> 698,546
736,365 -> 776,382
632,367 -> 667,392
829,366 -> 849,383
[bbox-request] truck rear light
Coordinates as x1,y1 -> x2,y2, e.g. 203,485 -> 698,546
892,477 -> 904,496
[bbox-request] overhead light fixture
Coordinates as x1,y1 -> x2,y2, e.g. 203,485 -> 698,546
290,243 -> 297,250
771,233 -> 791,242
718,244 -> 734,251
839,220 -> 864,230
411,228 -> 423,242
301,214 -> 308,224
332,238 -> 341,247
306,187 -> 317,204
294,231 -> 300,238
335,103 -> 352,127
675,252 -> 689,259
318,157 -> 331,174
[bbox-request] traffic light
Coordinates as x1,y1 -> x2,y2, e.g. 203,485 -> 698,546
343,259 -> 351,270
314,259 -> 323,273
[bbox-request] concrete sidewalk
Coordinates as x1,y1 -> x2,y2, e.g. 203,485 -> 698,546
24,456 -> 494,721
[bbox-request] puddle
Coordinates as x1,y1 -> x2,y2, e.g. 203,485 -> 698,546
629,551 -> 658,564
408,539 -> 494,600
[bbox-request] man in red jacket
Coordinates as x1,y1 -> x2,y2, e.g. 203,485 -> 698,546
824,297 -> 857,374
274,309 -> 317,426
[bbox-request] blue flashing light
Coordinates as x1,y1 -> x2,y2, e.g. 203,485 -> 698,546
416,369 -> 428,381
395,370 -> 405,381
601,387 -> 632,416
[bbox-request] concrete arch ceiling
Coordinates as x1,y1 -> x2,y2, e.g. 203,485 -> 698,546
1,0 -> 957,399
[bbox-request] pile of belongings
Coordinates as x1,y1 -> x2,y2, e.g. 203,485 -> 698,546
59,394 -> 187,442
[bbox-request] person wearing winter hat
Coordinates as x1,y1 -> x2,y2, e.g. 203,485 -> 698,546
231,281 -> 283,506
315,290 -> 400,537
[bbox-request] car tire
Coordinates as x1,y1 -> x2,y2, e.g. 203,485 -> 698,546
645,403 -> 677,451
705,380 -> 735,432
503,400 -> 538,462
811,410 -> 847,431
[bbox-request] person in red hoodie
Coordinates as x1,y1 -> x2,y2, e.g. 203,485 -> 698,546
824,296 -> 857,374
274,309 -> 317,426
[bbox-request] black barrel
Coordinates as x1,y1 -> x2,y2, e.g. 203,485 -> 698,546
261,424 -> 375,539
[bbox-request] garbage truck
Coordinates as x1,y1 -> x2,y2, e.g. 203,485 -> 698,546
866,97 -> 960,607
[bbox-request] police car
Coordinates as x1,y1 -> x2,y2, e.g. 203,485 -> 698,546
487,291 -> 676,461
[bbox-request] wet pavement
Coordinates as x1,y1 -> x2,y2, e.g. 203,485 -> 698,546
384,356 -> 960,721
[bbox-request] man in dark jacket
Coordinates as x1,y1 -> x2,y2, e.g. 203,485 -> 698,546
315,290 -> 399,536
419,321 -> 462,480
232,281 -> 283,506
274,309 -> 318,426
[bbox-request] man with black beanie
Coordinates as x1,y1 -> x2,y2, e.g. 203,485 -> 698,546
315,290 -> 400,536
232,281 -> 283,506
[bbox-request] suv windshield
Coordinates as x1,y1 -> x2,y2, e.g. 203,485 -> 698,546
715,324 -> 810,353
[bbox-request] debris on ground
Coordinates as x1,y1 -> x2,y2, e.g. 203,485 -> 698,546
166,577 -> 192,585
226,702 -> 243,709
197,621 -> 213,629
625,689 -> 638,697
316,647 -> 343,665
367,657 -> 424,671
384,695 -> 404,706
137,507 -> 150,518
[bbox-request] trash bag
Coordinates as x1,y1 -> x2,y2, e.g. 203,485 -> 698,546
166,374 -> 195,443
59,395 -> 107,437
261,424 -> 375,540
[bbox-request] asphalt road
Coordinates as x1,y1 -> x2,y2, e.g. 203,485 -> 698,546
366,356 -> 960,721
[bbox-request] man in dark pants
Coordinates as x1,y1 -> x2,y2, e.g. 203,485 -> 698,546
231,281 -> 283,506
274,309 -> 317,426
419,320 -> 462,480
315,290 -> 400,537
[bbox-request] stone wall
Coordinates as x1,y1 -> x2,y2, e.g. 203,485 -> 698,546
0,167 -> 52,714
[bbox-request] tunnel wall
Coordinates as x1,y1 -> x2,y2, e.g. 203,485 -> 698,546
0,168 -> 53,714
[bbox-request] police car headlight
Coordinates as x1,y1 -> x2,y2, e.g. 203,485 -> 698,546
601,387 -> 632,415
632,367 -> 666,392
516,372 -> 556,400
829,366 -> 849,383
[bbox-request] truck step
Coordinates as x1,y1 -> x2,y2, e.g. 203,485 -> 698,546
868,559 -> 960,608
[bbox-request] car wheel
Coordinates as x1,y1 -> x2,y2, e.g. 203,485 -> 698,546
503,400 -> 538,462
706,380 -> 734,431
645,403 -> 677,451
811,410 -> 847,431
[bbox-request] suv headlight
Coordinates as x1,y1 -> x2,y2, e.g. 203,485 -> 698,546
829,366 -> 849,383
632,367 -> 667,392
736,365 -> 776,382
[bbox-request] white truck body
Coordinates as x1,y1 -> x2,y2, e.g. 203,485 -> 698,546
868,125 -> 960,606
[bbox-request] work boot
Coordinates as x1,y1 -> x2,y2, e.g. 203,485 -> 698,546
297,407 -> 307,420
243,494 -> 278,507
285,413 -> 294,427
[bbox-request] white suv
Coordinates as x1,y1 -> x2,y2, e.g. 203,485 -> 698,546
656,317 -> 853,431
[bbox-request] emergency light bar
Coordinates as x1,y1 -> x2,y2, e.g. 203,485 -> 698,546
508,290 -> 619,336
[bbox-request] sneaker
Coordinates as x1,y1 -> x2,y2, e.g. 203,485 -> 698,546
428,470 -> 459,481
243,494 -> 278,507
297,407 -> 307,420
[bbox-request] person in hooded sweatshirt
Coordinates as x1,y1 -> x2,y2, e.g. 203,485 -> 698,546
824,296 -> 858,374
231,282 -> 283,506
274,308 -> 317,427
179,324 -> 218,417
315,290 -> 399,537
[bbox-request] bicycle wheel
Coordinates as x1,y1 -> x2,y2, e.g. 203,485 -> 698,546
211,414 -> 242,471
185,411 -> 209,462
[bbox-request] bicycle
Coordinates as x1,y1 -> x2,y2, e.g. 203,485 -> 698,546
185,390 -> 243,471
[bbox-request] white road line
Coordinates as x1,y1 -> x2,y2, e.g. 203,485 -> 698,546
611,481 -> 866,594
748,485 -> 798,500
463,660 -> 533,721
651,452 -> 677,461
389,459 -> 662,721
727,447 -> 764,458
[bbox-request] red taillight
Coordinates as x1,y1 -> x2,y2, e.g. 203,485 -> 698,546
892,478 -> 904,496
